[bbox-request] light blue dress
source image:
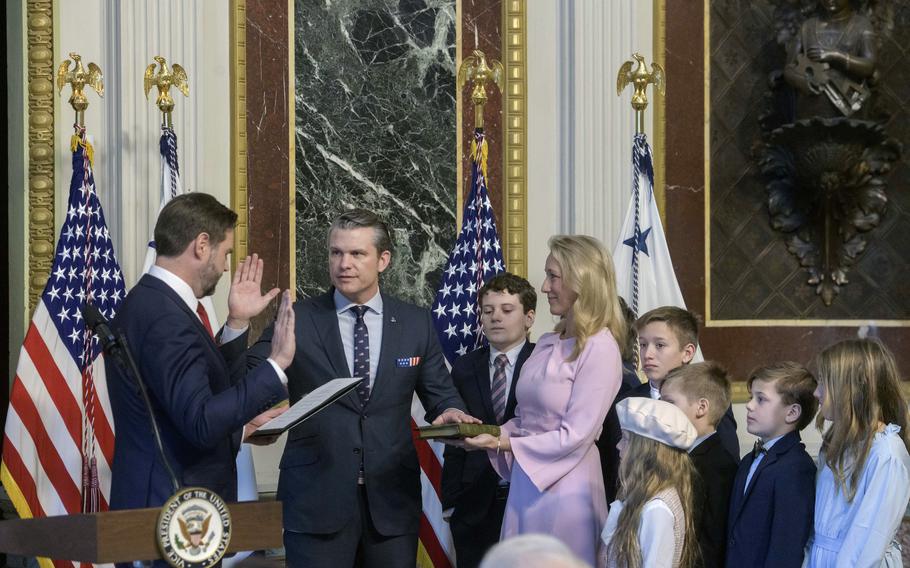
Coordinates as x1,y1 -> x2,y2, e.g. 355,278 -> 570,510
805,424 -> 910,568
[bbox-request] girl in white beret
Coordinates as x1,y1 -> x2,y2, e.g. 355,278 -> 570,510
601,397 -> 698,568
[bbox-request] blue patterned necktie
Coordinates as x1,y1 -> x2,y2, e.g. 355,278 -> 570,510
352,305 -> 371,405
491,354 -> 508,424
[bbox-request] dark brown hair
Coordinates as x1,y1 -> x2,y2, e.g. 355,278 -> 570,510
478,272 -> 537,314
747,361 -> 818,431
154,193 -> 237,257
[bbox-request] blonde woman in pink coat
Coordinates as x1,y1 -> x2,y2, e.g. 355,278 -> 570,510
463,235 -> 626,567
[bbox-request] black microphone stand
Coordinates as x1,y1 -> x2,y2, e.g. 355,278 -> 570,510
82,304 -> 180,494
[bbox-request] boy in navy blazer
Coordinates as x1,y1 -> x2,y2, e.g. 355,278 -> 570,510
441,273 -> 536,568
725,362 -> 818,568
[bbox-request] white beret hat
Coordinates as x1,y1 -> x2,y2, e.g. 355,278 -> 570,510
616,397 -> 698,450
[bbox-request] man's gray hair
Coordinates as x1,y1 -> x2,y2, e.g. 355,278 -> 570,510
479,534 -> 591,568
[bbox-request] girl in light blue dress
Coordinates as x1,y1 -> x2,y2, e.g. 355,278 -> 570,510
806,338 -> 910,568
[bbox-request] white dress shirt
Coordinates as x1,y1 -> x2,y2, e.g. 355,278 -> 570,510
488,340 -> 527,407
334,289 -> 383,388
744,434 -> 784,493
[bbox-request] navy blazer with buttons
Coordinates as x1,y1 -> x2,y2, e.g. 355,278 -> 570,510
245,290 -> 465,537
725,429 -> 816,568
440,341 -> 534,523
107,274 -> 287,510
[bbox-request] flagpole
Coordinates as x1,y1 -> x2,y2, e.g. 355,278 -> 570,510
144,56 -> 190,128
616,52 -> 666,135
458,49 -> 504,131
56,52 -> 104,127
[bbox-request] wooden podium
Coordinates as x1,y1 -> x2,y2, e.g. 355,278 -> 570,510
0,501 -> 281,564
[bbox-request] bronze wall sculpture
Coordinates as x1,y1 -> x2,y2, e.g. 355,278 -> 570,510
709,0 -> 910,321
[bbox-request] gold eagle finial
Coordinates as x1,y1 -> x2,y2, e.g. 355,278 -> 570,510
458,50 -> 504,129
56,53 -> 104,125
144,56 -> 189,121
617,52 -> 665,112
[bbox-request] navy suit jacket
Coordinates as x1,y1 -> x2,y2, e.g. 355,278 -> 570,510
246,290 -> 464,536
625,380 -> 741,462
440,342 -> 534,524
691,432 -> 738,568
107,274 -> 286,510
725,430 -> 816,568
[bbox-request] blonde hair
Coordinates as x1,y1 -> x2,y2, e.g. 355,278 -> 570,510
547,235 -> 628,361
607,432 -> 697,568
662,361 -> 732,427
815,338 -> 910,503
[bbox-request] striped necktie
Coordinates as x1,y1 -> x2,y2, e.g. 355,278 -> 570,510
491,354 -> 508,424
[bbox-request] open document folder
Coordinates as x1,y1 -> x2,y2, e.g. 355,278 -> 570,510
246,377 -> 362,439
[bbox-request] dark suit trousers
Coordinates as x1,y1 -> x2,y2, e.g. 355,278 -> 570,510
450,489 -> 508,568
283,486 -> 417,568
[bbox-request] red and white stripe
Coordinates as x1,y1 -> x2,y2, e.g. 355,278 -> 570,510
411,396 -> 455,568
2,302 -> 115,568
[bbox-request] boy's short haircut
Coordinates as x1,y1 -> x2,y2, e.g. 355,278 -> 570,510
661,361 -> 732,426
634,306 -> 700,349
478,272 -> 537,314
747,362 -> 819,431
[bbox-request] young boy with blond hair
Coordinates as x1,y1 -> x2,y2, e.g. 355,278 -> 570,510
632,306 -> 739,460
661,362 -> 738,568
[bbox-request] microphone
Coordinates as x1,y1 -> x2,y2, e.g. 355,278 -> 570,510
82,303 -> 120,357
81,303 -> 181,494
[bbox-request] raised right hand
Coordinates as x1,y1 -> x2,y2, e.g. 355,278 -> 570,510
269,290 -> 296,369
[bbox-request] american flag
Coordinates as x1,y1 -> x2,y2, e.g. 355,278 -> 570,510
409,128 -> 506,568
431,129 -> 505,363
2,125 -> 125,567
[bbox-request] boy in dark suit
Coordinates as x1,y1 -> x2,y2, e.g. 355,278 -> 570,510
725,363 -> 818,568
441,273 -> 536,568
661,362 -> 738,568
633,306 -> 740,461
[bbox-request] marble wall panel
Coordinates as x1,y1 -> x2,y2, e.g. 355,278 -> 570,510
294,0 -> 457,305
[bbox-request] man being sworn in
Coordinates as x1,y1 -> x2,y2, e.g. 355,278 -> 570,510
246,208 -> 477,568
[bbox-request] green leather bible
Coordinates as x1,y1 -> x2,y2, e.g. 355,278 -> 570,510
417,423 -> 501,440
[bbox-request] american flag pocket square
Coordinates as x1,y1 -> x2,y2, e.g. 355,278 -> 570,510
396,356 -> 421,368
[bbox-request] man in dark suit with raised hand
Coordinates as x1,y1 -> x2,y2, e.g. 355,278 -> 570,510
246,209 -> 476,568
108,193 -> 296,512
441,272 -> 537,568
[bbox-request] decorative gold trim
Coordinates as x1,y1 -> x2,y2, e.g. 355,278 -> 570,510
502,0 -> 528,279
702,0 -> 908,328
229,0 -> 249,272
653,0 -> 666,224
27,1 -> 55,312
288,0 -> 296,294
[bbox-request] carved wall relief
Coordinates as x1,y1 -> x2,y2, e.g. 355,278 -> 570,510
759,0 -> 901,306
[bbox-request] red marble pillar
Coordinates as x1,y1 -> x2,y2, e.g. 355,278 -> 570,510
244,0 -> 292,330
460,0 -> 505,231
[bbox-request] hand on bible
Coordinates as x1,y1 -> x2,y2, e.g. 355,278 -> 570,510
242,404 -> 289,445
431,408 -> 481,425
269,290 -> 296,369
226,254 -> 281,329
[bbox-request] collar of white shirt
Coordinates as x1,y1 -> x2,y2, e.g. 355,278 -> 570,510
649,382 -> 661,400
334,288 -> 384,316
489,340 -> 527,369
148,265 -> 198,313
758,434 -> 785,452
689,430 -> 717,453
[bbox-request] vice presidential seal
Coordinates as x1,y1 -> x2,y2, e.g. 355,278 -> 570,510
157,487 -> 231,568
